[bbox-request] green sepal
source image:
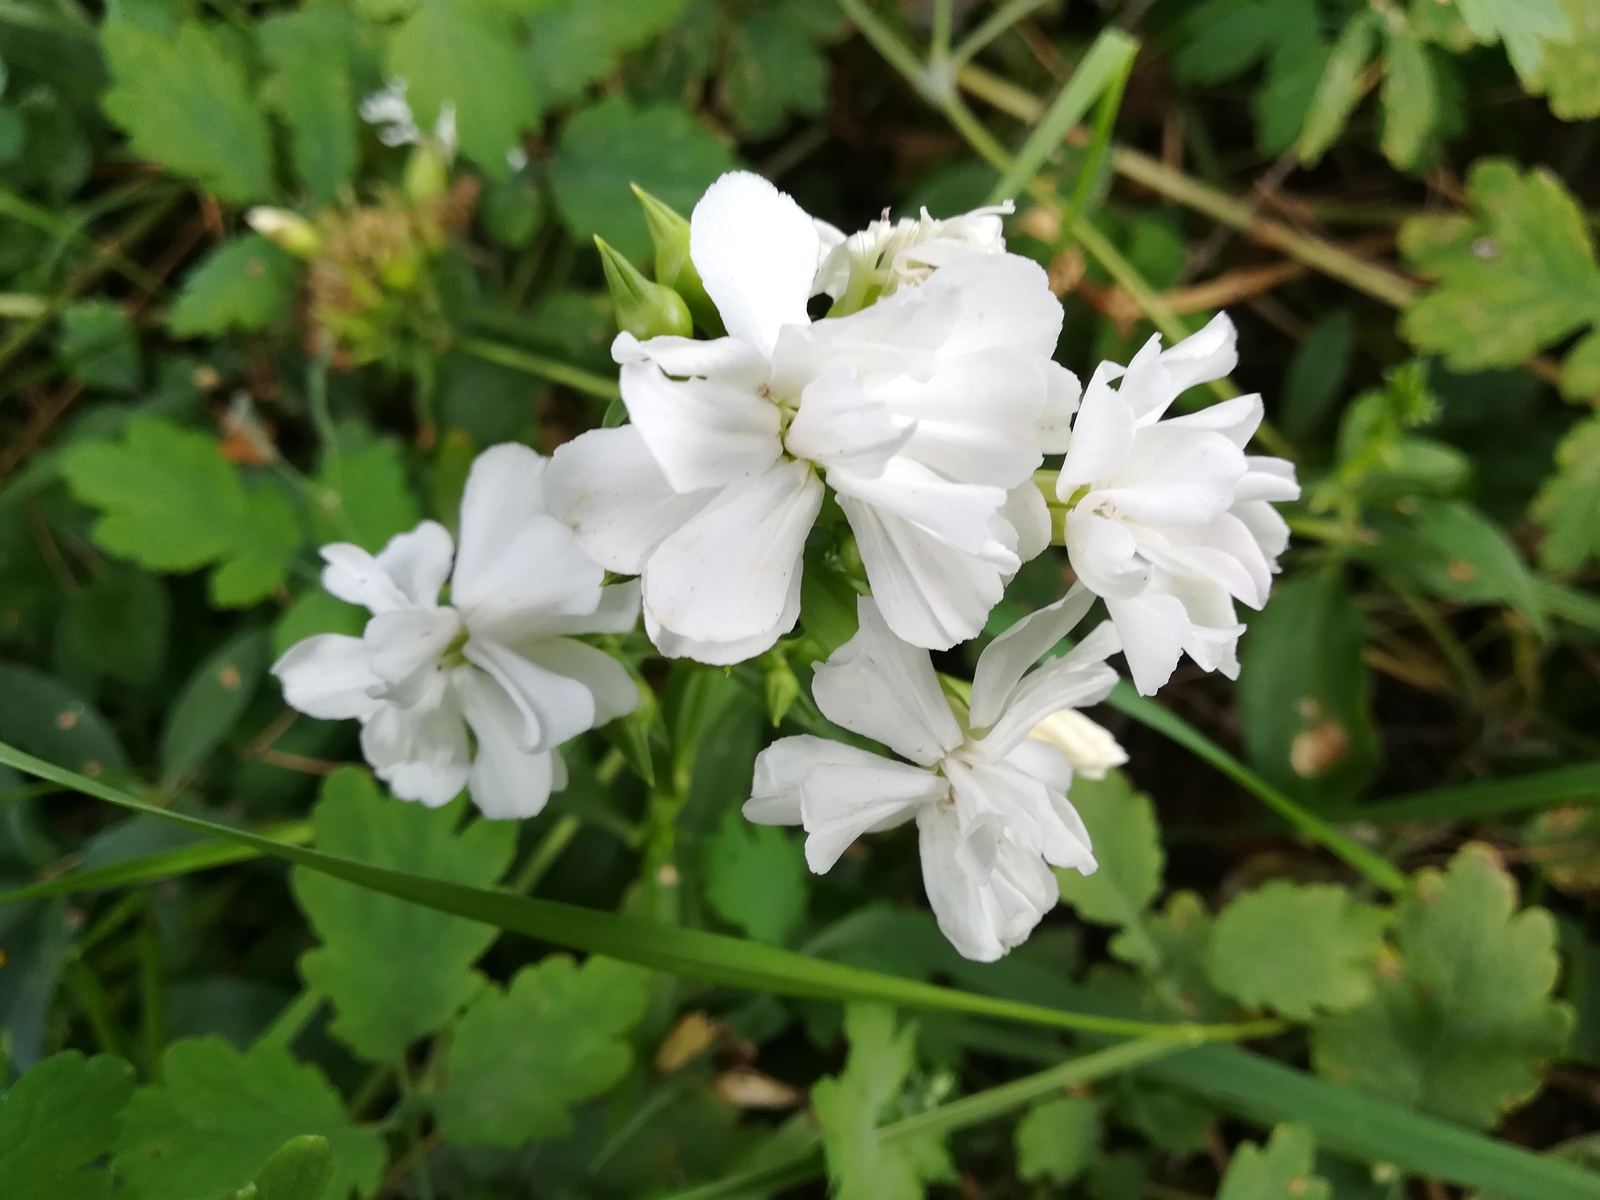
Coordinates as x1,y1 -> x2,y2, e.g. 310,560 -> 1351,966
631,182 -> 723,335
595,235 -> 693,340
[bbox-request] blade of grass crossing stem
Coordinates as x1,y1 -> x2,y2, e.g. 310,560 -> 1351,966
1326,761 -> 1600,825
1060,43 -> 1133,241
985,29 -> 1137,205
1104,684 -> 1409,894
660,1038 -> 1186,1200
0,739 -> 1275,1043
452,335 -> 620,400
0,822 -> 313,903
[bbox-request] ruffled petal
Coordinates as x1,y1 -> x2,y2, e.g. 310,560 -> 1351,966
969,584 -> 1095,729
1038,360 -> 1082,454
811,595 -> 964,765
830,457 -> 1011,559
842,495 -> 1008,651
462,639 -> 597,755
617,360 -> 782,493
520,579 -> 642,637
745,734 -> 881,826
801,757 -> 945,873
1001,479 -> 1051,565
518,636 -> 640,726
979,640 -> 1120,757
363,607 -> 461,706
453,667 -> 559,819
1094,425 -> 1246,525
927,253 -> 1064,359
690,171 -> 821,357
374,521 -> 455,608
612,331 -> 769,387
642,461 -> 822,653
361,687 -> 471,808
1063,508 -> 1147,600
1105,591 -> 1192,696
545,426 -> 713,575
916,805 -> 1057,962
271,634 -> 383,721
784,368 -> 914,478
1055,366 -> 1135,495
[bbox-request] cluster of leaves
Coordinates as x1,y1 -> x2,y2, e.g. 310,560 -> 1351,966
0,0 -> 1598,1198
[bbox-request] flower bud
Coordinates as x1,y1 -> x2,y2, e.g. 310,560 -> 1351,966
594,236 -> 692,341
631,183 -> 721,335
1027,709 -> 1128,781
246,207 -> 322,259
404,142 -> 450,205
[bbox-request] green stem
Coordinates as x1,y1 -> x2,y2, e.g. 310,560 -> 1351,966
138,909 -> 164,1079
396,1057 -> 435,1200
930,0 -> 954,65
510,814 -> 581,894
1061,45 -> 1135,248
453,334 -> 620,401
948,0 -> 1054,70
307,350 -> 340,493
64,958 -> 126,1058
258,988 -> 325,1052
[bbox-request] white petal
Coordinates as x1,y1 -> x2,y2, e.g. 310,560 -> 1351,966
1063,509 -> 1147,600
784,368 -> 914,478
462,639 -> 597,754
1095,426 -> 1246,525
545,426 -> 713,574
644,592 -> 800,664
1025,710 -> 1127,782
811,596 -> 963,765
746,734 -> 882,826
519,637 -> 639,726
1038,361 -> 1082,455
374,521 -> 455,608
1056,366 -> 1135,495
453,668 -> 558,819
361,689 -> 471,808
691,171 -> 820,357
841,496 -> 1008,651
618,360 -> 782,493
613,330 -> 769,387
1235,499 -> 1291,564
916,805 -> 1057,962
363,607 -> 461,705
1002,480 -> 1051,565
1163,392 -> 1263,448
1153,311 -> 1238,408
801,758 -> 945,873
523,579 -> 641,637
830,457 -> 1010,559
1105,591 -> 1191,696
321,539 -> 430,615
980,651 -> 1120,757
1237,456 -> 1301,504
271,634 -> 382,721
642,461 -> 822,650
969,584 -> 1095,729
926,253 -> 1064,359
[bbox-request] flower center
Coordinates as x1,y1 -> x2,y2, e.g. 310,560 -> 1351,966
438,620 -> 469,670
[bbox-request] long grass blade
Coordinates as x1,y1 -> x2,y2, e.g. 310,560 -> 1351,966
1326,762 -> 1600,824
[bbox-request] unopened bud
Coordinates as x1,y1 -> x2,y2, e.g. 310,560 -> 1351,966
1028,709 -> 1128,780
404,142 -> 450,205
631,183 -> 721,335
595,236 -> 692,340
246,207 -> 322,259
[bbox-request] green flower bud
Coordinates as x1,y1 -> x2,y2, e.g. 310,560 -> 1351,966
404,142 -> 450,205
594,236 -> 692,341
245,207 -> 322,259
630,183 -> 722,335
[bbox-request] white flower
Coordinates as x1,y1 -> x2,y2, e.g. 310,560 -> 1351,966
271,445 -> 640,819
360,78 -> 458,159
1027,709 -> 1127,781
744,589 -> 1119,961
546,171 -> 1077,664
813,201 -> 1013,306
1054,313 -> 1300,696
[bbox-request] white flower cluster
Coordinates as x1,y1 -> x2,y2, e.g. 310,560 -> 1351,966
273,170 -> 1299,962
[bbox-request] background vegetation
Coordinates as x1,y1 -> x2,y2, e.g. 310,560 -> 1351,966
1,0 -> 1599,1197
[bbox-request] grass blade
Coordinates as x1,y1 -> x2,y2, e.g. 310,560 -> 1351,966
1327,762 -> 1600,824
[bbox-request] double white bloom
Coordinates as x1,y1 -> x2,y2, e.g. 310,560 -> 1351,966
271,445 -> 639,818
546,171 -> 1076,664
746,590 -> 1119,962
1055,314 -> 1300,694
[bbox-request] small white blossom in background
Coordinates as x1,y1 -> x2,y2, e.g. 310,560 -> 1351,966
1054,313 -> 1300,695
359,78 -> 458,159
271,445 -> 640,819
744,589 -> 1119,962
1027,709 -> 1127,781
812,201 -> 1013,306
547,171 -> 1076,664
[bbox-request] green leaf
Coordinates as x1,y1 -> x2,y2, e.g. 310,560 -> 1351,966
1217,1124 -> 1331,1200
1168,0 -> 1319,84
159,629 -> 268,787
0,1051 -> 134,1200
549,97 -> 736,262
813,1004 -> 956,1200
311,436 -> 420,553
291,768 -> 517,1063
1237,569 -> 1379,807
1527,0 -> 1600,120
113,1037 -> 384,1200
1375,499 -> 1547,634
57,565 -> 169,685
1400,159 -> 1600,397
241,1136 -> 333,1200
722,1 -> 838,138
58,301 -> 140,392
1298,13 -> 1379,166
259,1 -> 360,205
436,954 -> 650,1146
1207,882 -> 1387,1021
271,590 -> 365,659
387,0 -> 537,176
1281,312 -> 1354,442
60,418 -> 303,607
1112,891 -> 1235,1022
703,808 -> 807,945
1254,36 -> 1332,156
1055,770 -> 1163,929
526,0 -> 689,109
1454,0 -> 1570,78
167,236 -> 299,339
0,665 -> 126,776
100,19 -> 275,203
1015,1095 -> 1100,1185
1531,413 -> 1600,574
1312,843 -> 1574,1128
1380,32 -> 1437,170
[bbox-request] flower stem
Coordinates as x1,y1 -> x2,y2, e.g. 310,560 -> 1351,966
453,334 -> 621,401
